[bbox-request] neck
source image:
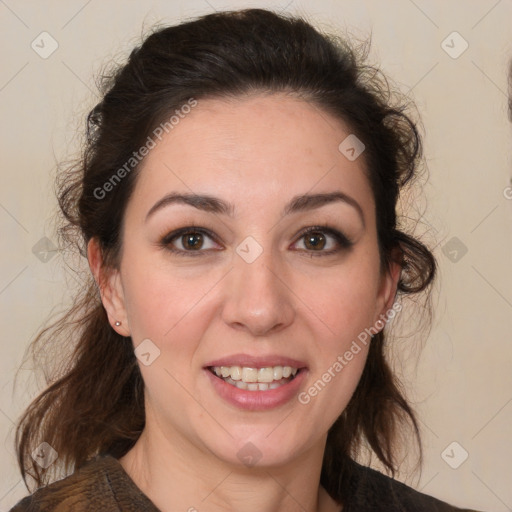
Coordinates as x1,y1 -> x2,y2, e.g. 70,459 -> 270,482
118,419 -> 341,512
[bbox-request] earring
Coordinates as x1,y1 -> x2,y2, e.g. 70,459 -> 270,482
115,321 -> 121,326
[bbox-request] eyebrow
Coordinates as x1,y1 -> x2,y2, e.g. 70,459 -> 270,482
145,191 -> 365,226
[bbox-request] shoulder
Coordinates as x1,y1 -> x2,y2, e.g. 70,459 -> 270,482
346,460 -> 482,512
9,455 -> 158,512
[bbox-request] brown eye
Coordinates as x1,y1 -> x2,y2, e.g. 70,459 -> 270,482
181,232 -> 204,250
303,231 -> 327,251
160,227 -> 221,256
293,226 -> 354,256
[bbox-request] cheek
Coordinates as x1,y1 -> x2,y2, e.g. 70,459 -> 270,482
310,260 -> 381,345
121,266 -> 213,405
297,254 -> 380,409
296,268 -> 377,429
121,256 -> 216,342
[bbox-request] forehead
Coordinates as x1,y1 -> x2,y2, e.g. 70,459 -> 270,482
130,93 -> 375,218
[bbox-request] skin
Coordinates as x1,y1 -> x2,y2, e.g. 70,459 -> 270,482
88,93 -> 401,512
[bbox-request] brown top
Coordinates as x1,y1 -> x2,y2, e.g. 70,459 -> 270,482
10,455 -> 481,511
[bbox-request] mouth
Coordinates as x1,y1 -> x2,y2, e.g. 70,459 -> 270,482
207,365 -> 303,391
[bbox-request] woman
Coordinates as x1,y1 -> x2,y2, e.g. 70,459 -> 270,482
10,8 -> 482,512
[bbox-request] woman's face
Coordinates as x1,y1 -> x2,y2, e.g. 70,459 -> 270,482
102,93 -> 400,468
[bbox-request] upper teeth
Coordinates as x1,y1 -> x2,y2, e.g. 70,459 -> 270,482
211,366 -> 298,383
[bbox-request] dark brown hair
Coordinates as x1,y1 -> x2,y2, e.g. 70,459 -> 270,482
15,8 -> 436,504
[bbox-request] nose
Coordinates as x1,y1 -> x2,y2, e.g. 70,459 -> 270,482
221,245 -> 295,337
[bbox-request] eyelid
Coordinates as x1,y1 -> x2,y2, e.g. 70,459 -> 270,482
294,225 -> 353,246
160,226 -> 222,254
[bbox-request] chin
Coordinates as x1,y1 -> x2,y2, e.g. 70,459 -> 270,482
201,429 -> 311,470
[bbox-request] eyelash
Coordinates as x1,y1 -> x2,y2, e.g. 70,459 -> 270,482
159,225 -> 354,258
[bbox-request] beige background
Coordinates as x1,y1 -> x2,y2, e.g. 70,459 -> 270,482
1,0 -> 511,510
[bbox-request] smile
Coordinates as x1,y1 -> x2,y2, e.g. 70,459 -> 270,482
209,365 -> 299,391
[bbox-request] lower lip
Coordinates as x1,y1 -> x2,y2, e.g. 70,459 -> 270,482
204,368 -> 307,411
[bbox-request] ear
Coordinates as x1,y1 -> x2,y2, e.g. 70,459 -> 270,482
373,245 -> 402,331
87,238 -> 131,337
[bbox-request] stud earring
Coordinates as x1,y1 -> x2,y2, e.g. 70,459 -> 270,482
115,321 -> 121,326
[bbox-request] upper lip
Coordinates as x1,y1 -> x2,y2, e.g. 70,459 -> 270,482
204,353 -> 307,369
